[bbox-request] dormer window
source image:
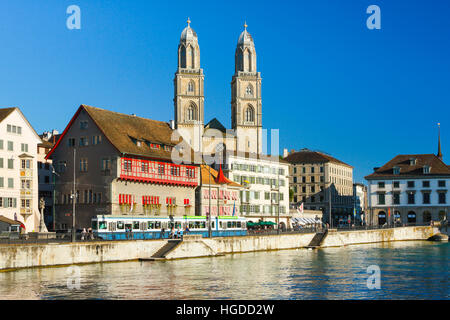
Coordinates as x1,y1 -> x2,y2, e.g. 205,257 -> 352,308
136,140 -> 142,147
409,158 -> 416,166
393,166 -> 400,175
423,165 -> 430,174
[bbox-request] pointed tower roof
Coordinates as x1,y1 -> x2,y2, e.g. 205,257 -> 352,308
180,17 -> 198,42
437,123 -> 443,160
237,21 -> 254,46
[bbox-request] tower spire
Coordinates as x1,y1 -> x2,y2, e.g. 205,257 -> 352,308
437,122 -> 442,160
187,17 -> 191,27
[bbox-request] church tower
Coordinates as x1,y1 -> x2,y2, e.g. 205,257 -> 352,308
231,23 -> 262,154
174,18 -> 204,152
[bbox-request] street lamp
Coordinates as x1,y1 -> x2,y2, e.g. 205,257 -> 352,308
71,148 -> 76,242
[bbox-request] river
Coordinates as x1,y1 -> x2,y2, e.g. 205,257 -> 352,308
0,241 -> 448,299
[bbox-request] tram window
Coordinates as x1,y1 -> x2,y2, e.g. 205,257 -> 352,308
117,221 -> 124,230
162,222 -> 167,229
155,221 -> 161,229
140,222 -> 147,230
133,221 -> 140,230
176,222 -> 181,229
189,222 -> 194,229
148,222 -> 154,230
227,221 -> 232,229
99,221 -> 107,230
201,222 -> 206,228
237,222 -> 241,228
91,221 -> 97,230
219,222 -> 223,229
233,222 -> 237,228
211,221 -> 215,229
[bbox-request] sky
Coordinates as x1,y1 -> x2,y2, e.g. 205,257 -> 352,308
0,0 -> 449,183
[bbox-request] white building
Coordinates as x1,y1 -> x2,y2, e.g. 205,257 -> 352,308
215,151 -> 290,226
0,108 -> 43,232
365,153 -> 449,226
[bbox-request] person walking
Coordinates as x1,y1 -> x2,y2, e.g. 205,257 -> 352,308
160,227 -> 165,239
81,228 -> 87,241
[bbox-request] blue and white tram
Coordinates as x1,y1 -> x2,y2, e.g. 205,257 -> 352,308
91,215 -> 248,240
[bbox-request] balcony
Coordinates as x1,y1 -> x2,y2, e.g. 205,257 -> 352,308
119,157 -> 198,187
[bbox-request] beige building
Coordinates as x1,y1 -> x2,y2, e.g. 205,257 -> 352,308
174,20 -> 262,156
46,105 -> 200,230
0,107 -> 43,232
283,148 -> 354,226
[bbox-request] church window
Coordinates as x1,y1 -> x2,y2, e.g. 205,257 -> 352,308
187,104 -> 197,121
245,105 -> 254,122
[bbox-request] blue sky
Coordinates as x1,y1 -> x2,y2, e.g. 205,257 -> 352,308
0,0 -> 449,183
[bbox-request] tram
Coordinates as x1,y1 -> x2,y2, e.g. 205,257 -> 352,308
91,215 -> 247,240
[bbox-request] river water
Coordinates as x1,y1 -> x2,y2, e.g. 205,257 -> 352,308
0,241 -> 448,300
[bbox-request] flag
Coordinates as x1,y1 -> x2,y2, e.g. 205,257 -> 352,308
353,207 -> 356,217
232,201 -> 236,216
297,202 -> 304,214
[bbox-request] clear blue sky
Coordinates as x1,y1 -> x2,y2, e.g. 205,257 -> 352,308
1,0 -> 449,183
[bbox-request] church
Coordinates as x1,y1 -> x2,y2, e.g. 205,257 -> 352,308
173,19 -> 263,155
173,20 -> 291,224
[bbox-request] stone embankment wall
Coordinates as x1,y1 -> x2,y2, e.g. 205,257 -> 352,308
0,226 -> 441,271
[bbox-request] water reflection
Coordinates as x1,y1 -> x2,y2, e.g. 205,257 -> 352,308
0,241 -> 448,300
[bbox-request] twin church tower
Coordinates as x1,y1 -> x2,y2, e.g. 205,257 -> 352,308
174,19 -> 263,155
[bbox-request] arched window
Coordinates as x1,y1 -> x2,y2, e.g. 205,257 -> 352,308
407,211 -> 416,224
378,211 -> 386,226
247,50 -> 252,72
245,105 -> 254,123
180,45 -> 186,68
186,103 -> 197,121
187,81 -> 194,93
191,46 -> 195,68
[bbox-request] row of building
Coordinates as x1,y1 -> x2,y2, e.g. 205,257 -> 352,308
0,21 -> 448,232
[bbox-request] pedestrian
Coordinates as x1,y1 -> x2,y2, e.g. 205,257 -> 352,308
171,227 -> 175,239
88,228 -> 94,240
174,228 -> 179,239
160,227 -> 165,239
81,228 -> 87,241
185,224 -> 189,234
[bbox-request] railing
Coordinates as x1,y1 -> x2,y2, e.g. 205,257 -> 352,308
334,222 -> 434,232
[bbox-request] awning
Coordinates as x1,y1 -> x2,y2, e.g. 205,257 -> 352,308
291,217 -> 321,225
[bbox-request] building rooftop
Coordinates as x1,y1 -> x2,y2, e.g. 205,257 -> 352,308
0,107 -> 16,123
365,154 -> 450,179
201,165 -> 242,187
283,148 -> 353,168
46,104 -> 195,162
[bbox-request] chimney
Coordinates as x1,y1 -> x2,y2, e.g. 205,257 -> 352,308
283,148 -> 289,158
